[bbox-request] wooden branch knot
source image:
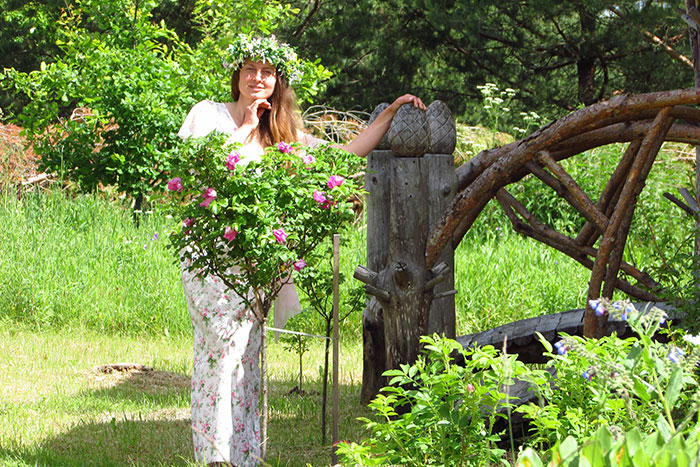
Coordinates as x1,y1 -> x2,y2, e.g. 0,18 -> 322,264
354,265 -> 390,302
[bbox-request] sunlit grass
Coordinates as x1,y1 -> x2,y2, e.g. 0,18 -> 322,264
0,326 -> 367,467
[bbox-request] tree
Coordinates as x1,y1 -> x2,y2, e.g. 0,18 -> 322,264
281,0 -> 692,119
2,0 -> 329,205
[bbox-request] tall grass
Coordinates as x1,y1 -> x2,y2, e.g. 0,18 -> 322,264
0,189 -> 188,336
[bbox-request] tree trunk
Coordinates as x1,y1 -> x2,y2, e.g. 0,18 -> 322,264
577,5 -> 597,106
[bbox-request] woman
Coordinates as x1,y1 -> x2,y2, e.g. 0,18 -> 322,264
178,35 -> 424,466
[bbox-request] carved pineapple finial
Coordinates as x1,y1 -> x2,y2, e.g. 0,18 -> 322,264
370,100 -> 456,156
389,104 -> 430,157
369,103 -> 391,150
427,100 -> 456,155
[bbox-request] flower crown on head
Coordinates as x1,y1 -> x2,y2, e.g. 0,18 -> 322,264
223,34 -> 304,84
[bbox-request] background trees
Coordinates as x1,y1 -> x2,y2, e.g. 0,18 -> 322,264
279,0 -> 693,121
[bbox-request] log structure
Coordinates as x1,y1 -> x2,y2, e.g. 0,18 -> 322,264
355,101 -> 458,403
358,88 -> 700,401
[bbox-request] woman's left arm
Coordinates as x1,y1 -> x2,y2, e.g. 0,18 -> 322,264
340,94 -> 425,158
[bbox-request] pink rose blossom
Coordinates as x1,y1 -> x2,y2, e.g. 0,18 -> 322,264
225,152 -> 241,170
182,218 -> 194,228
200,187 -> 217,208
293,259 -> 307,271
272,228 -> 288,244
223,226 -> 237,242
277,142 -> 292,153
327,175 -> 345,189
302,154 -> 315,166
313,189 -> 327,204
167,177 -> 183,192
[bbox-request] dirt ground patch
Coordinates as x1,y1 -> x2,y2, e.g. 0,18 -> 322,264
89,362 -> 191,396
0,121 -> 43,189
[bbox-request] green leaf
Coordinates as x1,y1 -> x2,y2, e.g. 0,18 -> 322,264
665,367 -> 684,409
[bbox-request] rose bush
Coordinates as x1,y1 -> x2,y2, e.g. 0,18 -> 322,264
164,131 -> 364,319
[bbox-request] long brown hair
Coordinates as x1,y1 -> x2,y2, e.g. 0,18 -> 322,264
231,67 -> 302,147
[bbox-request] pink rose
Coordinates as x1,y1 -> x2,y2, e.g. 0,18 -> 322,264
200,187 -> 217,208
277,142 -> 292,153
302,154 -> 315,166
272,228 -> 287,244
167,177 -> 183,192
225,152 -> 241,170
327,175 -> 345,189
223,226 -> 237,242
182,218 -> 194,228
293,259 -> 307,271
313,189 -> 327,204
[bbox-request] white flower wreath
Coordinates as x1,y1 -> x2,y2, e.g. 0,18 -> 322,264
223,34 -> 304,84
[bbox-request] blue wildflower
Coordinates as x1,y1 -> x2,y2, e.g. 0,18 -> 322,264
554,340 -> 569,355
582,370 -> 594,381
668,347 -> 686,364
612,301 -> 622,310
590,299 -> 606,316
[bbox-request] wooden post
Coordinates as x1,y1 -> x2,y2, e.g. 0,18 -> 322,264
331,234 -> 340,464
685,1 -> 700,259
357,101 -> 457,402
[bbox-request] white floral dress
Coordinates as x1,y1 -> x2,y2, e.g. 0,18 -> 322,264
178,100 -> 307,466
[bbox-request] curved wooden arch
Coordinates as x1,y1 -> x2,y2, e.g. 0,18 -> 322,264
425,88 -> 700,337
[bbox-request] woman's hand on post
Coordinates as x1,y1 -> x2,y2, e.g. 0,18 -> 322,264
387,94 -> 426,114
340,93 -> 426,158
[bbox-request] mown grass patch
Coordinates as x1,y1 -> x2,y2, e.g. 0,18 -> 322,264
0,326 -> 368,467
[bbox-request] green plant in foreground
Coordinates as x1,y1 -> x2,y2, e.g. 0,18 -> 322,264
337,334 -> 528,466
516,299 -> 700,465
517,423 -> 700,467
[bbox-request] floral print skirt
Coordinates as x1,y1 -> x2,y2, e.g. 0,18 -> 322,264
182,263 -> 262,466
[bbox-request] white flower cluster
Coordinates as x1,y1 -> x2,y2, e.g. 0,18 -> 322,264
223,34 -> 304,84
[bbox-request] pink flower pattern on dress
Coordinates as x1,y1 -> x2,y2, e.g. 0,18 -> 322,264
181,257 -> 262,466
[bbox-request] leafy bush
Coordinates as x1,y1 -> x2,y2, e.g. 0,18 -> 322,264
336,334 -> 529,466
2,0 -> 331,205
340,301 -> 700,466
517,424 -> 700,467
517,300 -> 700,450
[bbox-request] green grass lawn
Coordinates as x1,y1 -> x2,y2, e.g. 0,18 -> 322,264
0,326 -> 369,467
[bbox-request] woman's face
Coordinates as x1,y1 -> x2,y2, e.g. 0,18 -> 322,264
238,58 -> 277,101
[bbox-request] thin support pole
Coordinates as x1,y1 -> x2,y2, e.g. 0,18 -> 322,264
331,234 -> 340,465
